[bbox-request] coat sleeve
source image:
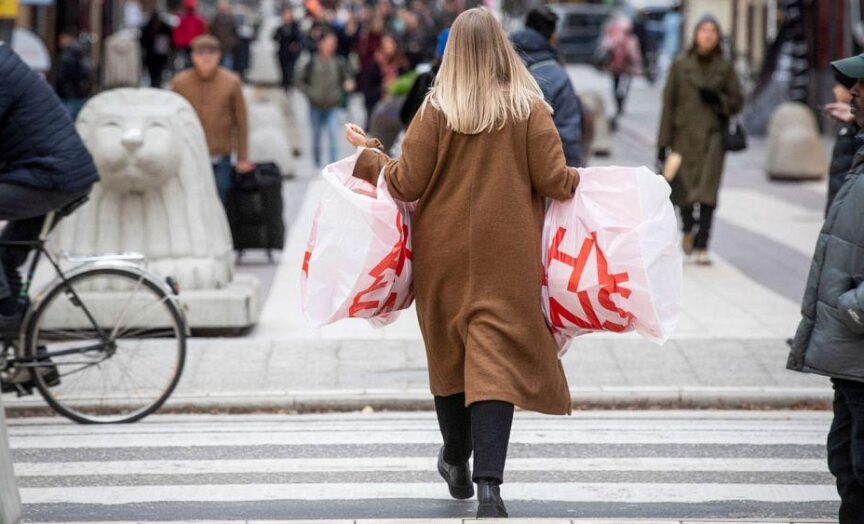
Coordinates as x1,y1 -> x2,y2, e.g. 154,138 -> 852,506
527,104 -> 580,201
838,282 -> 864,335
549,72 -> 585,167
0,46 -> 19,120
657,60 -> 678,149
293,56 -> 312,96
717,62 -> 744,118
351,104 -> 439,202
231,76 -> 249,162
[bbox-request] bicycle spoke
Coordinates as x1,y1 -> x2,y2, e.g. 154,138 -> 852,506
109,274 -> 146,340
35,328 -> 98,341
115,327 -> 176,340
113,295 -> 173,339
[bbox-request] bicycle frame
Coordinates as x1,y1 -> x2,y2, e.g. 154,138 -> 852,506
1,209 -> 187,369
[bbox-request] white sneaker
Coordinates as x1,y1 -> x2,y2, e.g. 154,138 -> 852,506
693,249 -> 713,266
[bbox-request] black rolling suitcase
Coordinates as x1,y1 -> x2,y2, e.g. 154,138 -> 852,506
226,162 -> 285,261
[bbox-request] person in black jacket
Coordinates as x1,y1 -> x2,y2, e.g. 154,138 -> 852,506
0,43 -> 99,332
510,6 -> 585,167
824,71 -> 861,214
400,27 -> 449,127
140,10 -> 174,88
273,7 -> 303,90
55,28 -> 92,120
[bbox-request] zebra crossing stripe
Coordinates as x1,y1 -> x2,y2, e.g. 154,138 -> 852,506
12,457 -> 829,477
19,482 -> 838,505
7,428 -> 827,449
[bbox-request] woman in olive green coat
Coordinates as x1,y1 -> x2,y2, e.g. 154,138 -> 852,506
657,15 -> 743,265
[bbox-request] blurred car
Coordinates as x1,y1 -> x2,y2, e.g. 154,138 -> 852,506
547,3 -> 615,64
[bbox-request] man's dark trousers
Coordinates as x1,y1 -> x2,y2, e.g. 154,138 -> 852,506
829,378 -> 864,523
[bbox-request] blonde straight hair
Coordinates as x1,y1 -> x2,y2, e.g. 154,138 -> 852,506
426,7 -> 551,135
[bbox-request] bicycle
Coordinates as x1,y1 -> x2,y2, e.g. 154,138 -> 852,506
0,195 -> 188,424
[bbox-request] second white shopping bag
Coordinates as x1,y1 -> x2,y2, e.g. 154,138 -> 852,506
542,165 -> 683,354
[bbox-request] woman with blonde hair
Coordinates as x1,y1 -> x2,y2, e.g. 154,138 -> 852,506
345,8 -> 579,518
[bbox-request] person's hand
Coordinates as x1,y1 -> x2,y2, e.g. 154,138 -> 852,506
698,87 -> 721,105
343,79 -> 356,93
824,102 -> 855,124
657,147 -> 668,164
235,160 -> 255,174
345,123 -> 367,148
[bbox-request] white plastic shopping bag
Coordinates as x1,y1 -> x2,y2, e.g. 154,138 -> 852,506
301,149 -> 414,327
542,166 -> 682,355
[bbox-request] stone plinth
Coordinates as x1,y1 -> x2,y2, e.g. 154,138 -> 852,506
0,395 -> 21,524
44,88 -> 260,330
766,101 -> 827,180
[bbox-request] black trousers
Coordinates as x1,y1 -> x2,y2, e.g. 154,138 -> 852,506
680,203 -> 716,250
434,392 -> 514,484
0,183 -> 89,303
829,378 -> 864,523
612,74 -> 632,116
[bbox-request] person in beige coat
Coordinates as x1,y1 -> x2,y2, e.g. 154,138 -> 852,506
344,8 -> 579,518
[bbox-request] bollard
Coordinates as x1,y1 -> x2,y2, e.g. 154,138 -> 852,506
245,85 -> 298,178
0,395 -> 21,524
580,91 -> 612,158
765,101 -> 827,180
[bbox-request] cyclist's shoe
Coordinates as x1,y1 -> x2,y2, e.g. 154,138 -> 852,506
1,379 -> 33,396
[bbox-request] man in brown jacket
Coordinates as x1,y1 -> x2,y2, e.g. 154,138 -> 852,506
172,35 -> 253,205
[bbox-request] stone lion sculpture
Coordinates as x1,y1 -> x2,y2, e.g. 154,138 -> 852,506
46,88 -> 259,329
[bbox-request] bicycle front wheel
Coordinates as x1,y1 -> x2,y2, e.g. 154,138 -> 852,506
26,266 -> 186,424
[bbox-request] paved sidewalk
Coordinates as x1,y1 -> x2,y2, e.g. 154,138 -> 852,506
4,334 -> 830,415
2,68 -> 836,414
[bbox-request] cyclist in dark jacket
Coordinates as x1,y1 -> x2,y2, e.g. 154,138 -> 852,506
510,6 -> 585,167
0,43 -> 99,331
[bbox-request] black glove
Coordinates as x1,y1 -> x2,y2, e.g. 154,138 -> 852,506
657,147 -> 668,164
698,87 -> 722,105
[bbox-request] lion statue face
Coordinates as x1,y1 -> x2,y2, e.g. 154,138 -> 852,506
78,89 -> 200,192
85,110 -> 179,192
47,88 -> 234,291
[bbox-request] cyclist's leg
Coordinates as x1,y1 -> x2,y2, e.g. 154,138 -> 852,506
0,183 -> 88,324
0,216 -> 44,312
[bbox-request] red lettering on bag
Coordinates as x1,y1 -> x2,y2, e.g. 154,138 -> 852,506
349,211 -> 413,317
546,227 -> 633,332
302,251 -> 311,276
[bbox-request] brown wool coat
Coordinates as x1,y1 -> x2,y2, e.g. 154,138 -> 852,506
353,102 -> 580,415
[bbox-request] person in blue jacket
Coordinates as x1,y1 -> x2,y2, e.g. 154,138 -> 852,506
0,43 -> 99,332
510,5 -> 586,167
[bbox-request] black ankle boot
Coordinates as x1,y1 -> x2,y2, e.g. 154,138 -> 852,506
476,479 -> 508,518
437,446 -> 473,499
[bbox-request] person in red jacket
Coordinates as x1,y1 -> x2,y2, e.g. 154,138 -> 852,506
173,0 -> 207,68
